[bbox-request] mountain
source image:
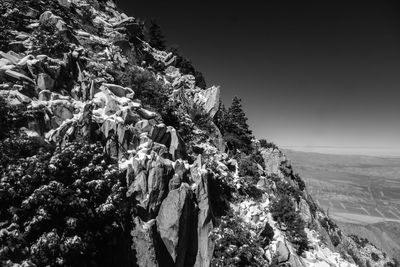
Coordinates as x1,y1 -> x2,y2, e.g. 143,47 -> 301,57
0,0 -> 396,266
338,221 -> 400,262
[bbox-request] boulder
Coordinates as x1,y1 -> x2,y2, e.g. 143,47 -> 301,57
135,119 -> 152,133
38,90 -> 52,101
39,11 -> 68,32
167,127 -> 179,157
137,108 -> 157,119
102,83 -> 134,98
50,100 -> 74,122
104,95 -> 121,115
0,90 -> 31,105
299,198 -> 313,225
0,58 -> 11,71
274,241 -> 290,264
37,73 -> 55,91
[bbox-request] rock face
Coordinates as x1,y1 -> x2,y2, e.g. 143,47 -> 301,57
261,148 -> 286,177
156,184 -> 193,266
0,0 -> 393,267
194,173 -> 214,267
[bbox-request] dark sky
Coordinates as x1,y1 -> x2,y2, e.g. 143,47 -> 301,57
117,0 -> 400,155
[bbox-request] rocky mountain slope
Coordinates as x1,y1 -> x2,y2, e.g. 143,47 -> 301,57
0,0 -> 396,266
338,221 -> 400,263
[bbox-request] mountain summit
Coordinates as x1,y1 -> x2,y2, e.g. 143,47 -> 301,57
0,0 -> 395,266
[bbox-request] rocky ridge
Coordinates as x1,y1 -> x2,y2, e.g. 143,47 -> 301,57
0,0 -> 395,266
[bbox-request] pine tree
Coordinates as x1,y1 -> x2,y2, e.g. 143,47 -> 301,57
148,20 -> 166,50
219,97 -> 253,154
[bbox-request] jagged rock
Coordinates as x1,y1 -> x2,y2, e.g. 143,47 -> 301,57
5,70 -> 34,84
142,41 -> 176,66
135,119 -> 152,133
0,90 -> 31,106
50,100 -> 74,123
0,58 -> 11,69
172,74 -> 196,89
93,16 -> 112,28
37,73 -> 55,91
168,174 -> 181,191
137,108 -> 157,119
193,86 -> 220,118
102,83 -> 134,98
167,127 -> 179,157
209,121 -> 225,151
147,155 -> 174,214
261,148 -> 286,176
156,184 -> 193,266
104,95 -> 121,115
121,107 -> 140,124
0,51 -> 21,65
38,90 -> 52,101
299,198 -> 313,225
39,11 -> 68,32
150,124 -> 185,160
126,153 -> 174,217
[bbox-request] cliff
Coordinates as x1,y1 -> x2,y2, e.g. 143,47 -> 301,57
0,0 -> 395,266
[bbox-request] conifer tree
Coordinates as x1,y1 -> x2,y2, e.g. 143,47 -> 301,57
148,20 -> 166,50
220,97 -> 253,154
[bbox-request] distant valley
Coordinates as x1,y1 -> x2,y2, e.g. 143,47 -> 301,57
283,149 -> 400,260
283,149 -> 400,224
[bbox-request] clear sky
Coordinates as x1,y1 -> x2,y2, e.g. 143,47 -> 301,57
117,0 -> 400,155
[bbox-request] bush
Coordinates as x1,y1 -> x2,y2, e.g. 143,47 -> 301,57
0,141 -> 135,266
209,175 -> 233,217
270,195 -> 308,254
259,139 -> 278,150
259,222 -> 274,247
211,211 -> 268,266
167,47 -> 207,89
291,173 -> 306,191
273,177 -> 302,203
238,155 -> 260,180
349,234 -> 370,248
120,67 -> 168,112
31,26 -> 71,58
120,67 -> 182,130
371,252 -> 380,262
330,234 -> 340,247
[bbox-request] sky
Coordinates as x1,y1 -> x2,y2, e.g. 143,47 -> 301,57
117,0 -> 400,156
